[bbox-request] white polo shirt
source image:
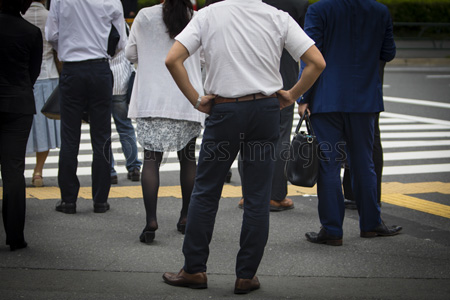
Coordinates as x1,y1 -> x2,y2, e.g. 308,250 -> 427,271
176,0 -> 315,98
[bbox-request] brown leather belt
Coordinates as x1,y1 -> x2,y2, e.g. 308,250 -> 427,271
214,93 -> 277,104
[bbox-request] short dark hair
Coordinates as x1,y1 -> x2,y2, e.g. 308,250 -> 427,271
1,0 -> 33,14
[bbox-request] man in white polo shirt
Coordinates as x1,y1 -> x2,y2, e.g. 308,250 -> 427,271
163,0 -> 325,294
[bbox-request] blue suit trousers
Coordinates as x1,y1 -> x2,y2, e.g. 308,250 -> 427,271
311,112 -> 381,237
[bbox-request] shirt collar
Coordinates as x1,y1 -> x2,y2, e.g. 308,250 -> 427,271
30,2 -> 46,9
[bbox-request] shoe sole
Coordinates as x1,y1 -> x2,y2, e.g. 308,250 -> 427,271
140,231 -> 155,244
234,286 -> 260,294
55,207 -> 76,214
360,231 -> 401,238
162,277 -> 207,289
94,206 -> 110,213
270,205 -> 294,212
306,236 -> 343,246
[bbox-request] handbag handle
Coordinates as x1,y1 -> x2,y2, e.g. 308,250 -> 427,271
295,113 -> 316,136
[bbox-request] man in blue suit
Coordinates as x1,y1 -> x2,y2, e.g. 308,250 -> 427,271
298,0 -> 402,246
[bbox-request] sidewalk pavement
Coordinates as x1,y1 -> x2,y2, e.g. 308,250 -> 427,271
2,38 -> 450,299
1,194 -> 450,299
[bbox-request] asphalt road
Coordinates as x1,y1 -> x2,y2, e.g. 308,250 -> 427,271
1,62 -> 450,299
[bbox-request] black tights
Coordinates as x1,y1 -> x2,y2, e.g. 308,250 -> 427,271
141,138 -> 197,231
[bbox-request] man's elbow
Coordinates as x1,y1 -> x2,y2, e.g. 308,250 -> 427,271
317,58 -> 326,72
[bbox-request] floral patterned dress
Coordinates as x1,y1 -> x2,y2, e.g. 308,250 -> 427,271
136,117 -> 201,152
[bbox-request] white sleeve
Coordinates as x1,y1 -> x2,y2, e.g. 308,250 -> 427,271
284,15 -> 315,62
125,11 -> 140,63
175,13 -> 202,56
44,0 -> 60,50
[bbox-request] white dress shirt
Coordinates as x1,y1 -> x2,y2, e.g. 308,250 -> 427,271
45,0 -> 126,62
176,0 -> 315,98
23,2 -> 59,80
110,49 -> 133,96
125,4 -> 205,125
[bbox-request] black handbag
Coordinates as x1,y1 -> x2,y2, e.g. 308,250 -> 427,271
41,84 -> 89,123
285,113 -> 319,187
41,84 -> 60,120
126,70 -> 135,104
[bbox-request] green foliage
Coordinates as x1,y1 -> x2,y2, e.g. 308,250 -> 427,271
138,0 -> 207,10
138,0 -> 161,10
308,0 -> 450,23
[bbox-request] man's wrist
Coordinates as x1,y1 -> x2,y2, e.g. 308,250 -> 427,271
194,96 -> 202,109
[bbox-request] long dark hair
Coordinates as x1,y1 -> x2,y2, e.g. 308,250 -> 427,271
163,0 -> 193,39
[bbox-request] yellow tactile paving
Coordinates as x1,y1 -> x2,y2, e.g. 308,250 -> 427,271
383,194 -> 450,219
1,182 -> 450,218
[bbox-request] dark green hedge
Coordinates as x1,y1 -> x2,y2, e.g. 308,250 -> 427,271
309,0 -> 450,23
138,0 -> 450,23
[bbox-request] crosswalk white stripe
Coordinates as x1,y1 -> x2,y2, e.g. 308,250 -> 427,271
16,110 -> 450,179
383,164 -> 450,175
381,140 -> 450,148
381,132 -> 450,138
383,96 -> 450,109
384,150 -> 450,161
379,124 -> 450,131
381,112 -> 450,126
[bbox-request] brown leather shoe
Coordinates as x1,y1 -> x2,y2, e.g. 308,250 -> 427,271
234,276 -> 260,294
238,197 -> 244,209
162,269 -> 207,289
270,198 -> 294,212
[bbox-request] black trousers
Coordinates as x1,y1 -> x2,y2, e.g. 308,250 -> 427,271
0,112 -> 33,245
58,60 -> 112,204
183,98 -> 280,279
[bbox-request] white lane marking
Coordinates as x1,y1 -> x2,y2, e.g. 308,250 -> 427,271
426,75 -> 450,79
381,112 -> 450,126
380,124 -> 450,131
381,132 -> 450,138
383,96 -> 450,109
384,150 -> 450,161
383,164 -> 450,176
382,140 -> 450,148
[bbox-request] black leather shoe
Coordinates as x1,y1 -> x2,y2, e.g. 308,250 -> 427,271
234,276 -> 260,294
163,269 -> 207,289
361,221 -> 402,238
127,168 -> 140,181
9,241 -> 28,251
344,199 -> 357,210
93,202 -> 110,213
177,222 -> 186,235
305,228 -> 343,246
55,201 -> 76,214
111,175 -> 118,184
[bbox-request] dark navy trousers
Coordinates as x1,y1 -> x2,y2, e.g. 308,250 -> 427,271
182,97 -> 280,279
58,60 -> 112,204
311,112 -> 381,237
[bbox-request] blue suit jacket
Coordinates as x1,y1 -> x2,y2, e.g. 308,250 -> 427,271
299,0 -> 396,113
